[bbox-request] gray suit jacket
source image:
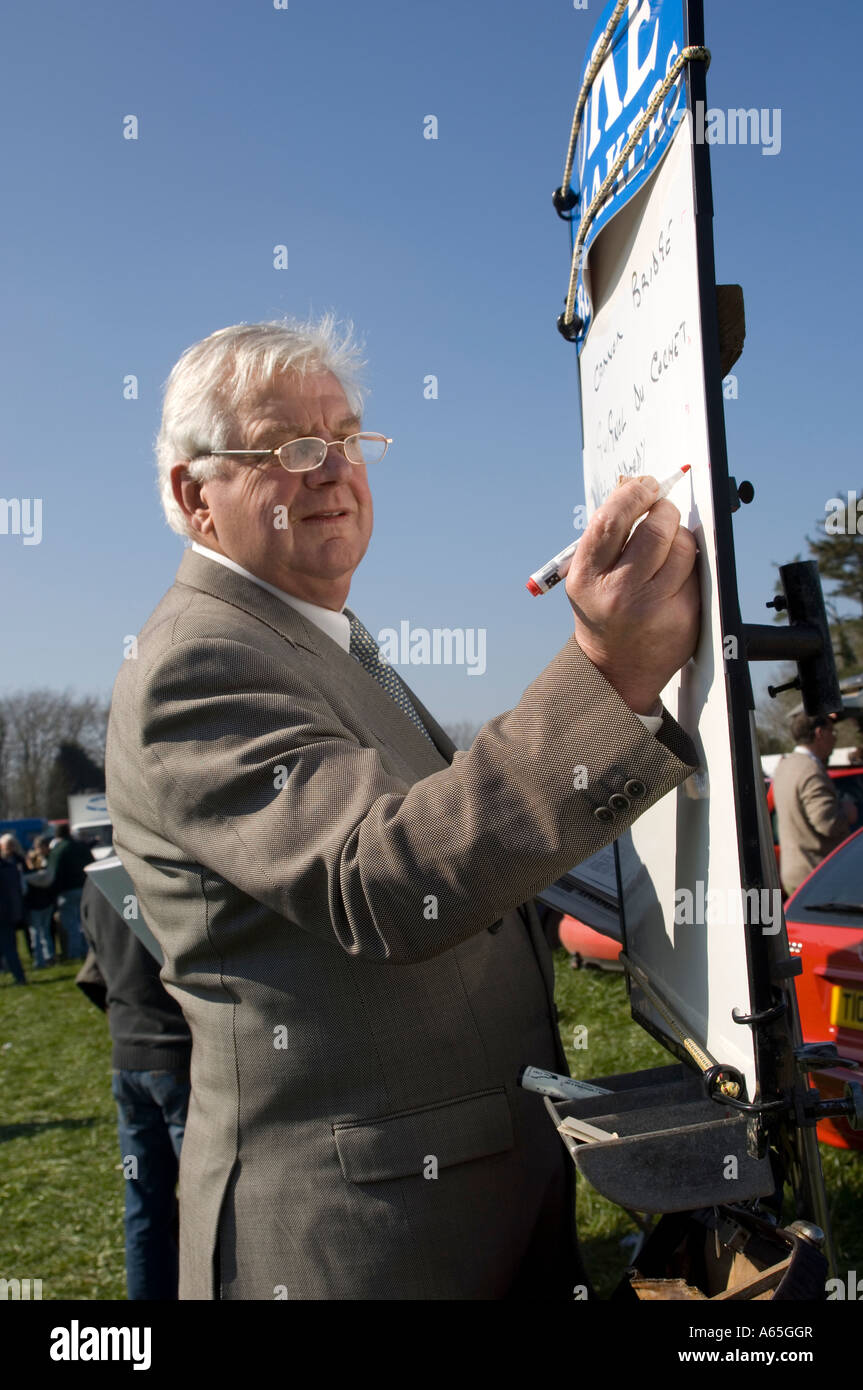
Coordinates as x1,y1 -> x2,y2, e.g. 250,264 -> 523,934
772,751 -> 853,897
105,548 -> 698,1299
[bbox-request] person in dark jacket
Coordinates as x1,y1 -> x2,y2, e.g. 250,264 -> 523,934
46,823 -> 93,959
0,851 -> 27,984
78,876 -> 192,1299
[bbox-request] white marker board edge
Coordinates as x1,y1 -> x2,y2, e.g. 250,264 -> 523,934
578,108 -> 758,1098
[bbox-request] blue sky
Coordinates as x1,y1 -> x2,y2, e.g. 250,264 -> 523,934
1,0 -> 859,726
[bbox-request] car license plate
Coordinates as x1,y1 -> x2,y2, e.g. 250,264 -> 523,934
831,985 -> 863,1032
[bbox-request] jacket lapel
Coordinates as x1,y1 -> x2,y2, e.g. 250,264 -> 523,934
174,550 -> 456,767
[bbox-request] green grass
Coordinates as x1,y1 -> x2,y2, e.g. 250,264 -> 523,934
0,958 -> 126,1300
0,948 -> 860,1299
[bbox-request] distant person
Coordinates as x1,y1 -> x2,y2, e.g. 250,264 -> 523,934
0,845 -> 27,985
772,712 -> 858,897
43,822 -> 92,959
25,835 -> 56,968
0,834 -> 30,976
0,833 -> 27,868
78,876 -> 191,1300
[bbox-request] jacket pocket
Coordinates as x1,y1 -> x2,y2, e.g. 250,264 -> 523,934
333,1087 -> 514,1184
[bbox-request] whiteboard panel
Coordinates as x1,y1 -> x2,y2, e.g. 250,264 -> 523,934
579,114 -> 757,1097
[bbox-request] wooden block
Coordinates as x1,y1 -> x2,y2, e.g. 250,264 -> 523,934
716,284 -> 745,377
630,1277 -> 707,1300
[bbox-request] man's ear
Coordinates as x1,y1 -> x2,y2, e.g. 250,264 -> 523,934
171,462 -> 215,537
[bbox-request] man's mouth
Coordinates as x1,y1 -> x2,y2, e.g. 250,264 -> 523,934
300,510 -> 350,522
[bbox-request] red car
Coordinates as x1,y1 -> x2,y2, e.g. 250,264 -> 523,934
558,914 -> 622,970
785,827 -> 863,1150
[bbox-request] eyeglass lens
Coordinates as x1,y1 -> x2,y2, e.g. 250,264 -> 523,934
276,433 -> 388,471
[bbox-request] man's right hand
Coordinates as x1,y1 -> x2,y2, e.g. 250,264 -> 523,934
564,475 -> 701,715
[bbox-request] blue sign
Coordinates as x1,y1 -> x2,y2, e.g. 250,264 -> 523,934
572,0 -> 687,341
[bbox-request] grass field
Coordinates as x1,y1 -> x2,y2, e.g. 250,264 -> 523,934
0,949 -> 860,1300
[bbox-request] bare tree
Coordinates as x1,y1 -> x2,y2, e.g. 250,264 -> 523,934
0,690 -> 109,818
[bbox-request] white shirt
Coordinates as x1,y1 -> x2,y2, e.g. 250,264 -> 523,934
191,542 -> 350,651
792,744 -> 825,767
190,542 -> 663,733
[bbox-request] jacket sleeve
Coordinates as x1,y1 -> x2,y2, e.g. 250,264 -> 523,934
799,766 -> 853,843
132,631 -> 699,964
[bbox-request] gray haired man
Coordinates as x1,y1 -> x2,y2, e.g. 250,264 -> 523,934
106,317 -> 700,1300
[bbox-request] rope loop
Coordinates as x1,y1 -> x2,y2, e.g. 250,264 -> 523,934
559,42 -> 711,334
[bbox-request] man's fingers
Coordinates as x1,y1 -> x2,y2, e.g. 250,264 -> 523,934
649,525 -> 699,597
575,476 -> 661,575
616,498 -> 686,584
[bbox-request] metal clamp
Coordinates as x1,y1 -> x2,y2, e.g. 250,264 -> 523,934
703,1064 -> 789,1116
795,1042 -> 860,1072
732,999 -> 787,1026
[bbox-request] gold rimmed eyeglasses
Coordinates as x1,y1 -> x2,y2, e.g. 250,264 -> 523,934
194,432 -> 392,473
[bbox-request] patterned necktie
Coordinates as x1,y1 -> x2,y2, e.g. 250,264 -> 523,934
347,614 -> 435,745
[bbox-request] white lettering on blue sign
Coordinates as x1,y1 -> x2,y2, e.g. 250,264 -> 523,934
572,0 -> 688,344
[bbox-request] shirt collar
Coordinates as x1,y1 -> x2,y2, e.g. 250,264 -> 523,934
190,542 -> 351,652
792,744 -> 824,765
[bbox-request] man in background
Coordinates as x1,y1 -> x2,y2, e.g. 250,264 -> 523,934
0,838 -> 27,984
772,711 -> 858,897
46,823 -> 93,960
78,876 -> 191,1299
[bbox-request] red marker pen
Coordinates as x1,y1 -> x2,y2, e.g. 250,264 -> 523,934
526,465 -> 691,595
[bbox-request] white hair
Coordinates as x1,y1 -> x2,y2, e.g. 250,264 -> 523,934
155,316 -> 367,536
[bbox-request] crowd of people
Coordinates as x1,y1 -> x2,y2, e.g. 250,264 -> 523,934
0,823 -> 93,982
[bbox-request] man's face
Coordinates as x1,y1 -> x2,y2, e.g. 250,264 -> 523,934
185,370 -> 374,609
811,722 -> 836,763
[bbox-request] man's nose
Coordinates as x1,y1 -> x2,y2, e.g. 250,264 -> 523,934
309,442 -> 353,482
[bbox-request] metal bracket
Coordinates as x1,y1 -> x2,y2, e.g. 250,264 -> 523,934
732,999 -> 787,1026
551,185 -> 579,221
702,1064 -> 789,1116
798,1081 -> 863,1131
795,1042 -> 860,1072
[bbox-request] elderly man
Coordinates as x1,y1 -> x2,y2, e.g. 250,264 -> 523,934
106,318 -> 700,1301
772,711 -> 858,898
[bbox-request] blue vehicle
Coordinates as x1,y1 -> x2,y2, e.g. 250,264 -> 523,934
0,818 -> 48,851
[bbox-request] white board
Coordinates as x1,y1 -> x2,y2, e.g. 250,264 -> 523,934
579,113 -> 757,1097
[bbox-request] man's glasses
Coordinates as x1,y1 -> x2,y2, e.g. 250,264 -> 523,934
196,433 -> 392,474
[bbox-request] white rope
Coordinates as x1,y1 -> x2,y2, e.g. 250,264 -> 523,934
562,44 -> 710,331
560,0 -> 629,201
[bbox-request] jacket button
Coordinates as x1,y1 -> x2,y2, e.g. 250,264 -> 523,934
624,779 -> 647,798
593,806 -> 614,823
609,793 -> 631,812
